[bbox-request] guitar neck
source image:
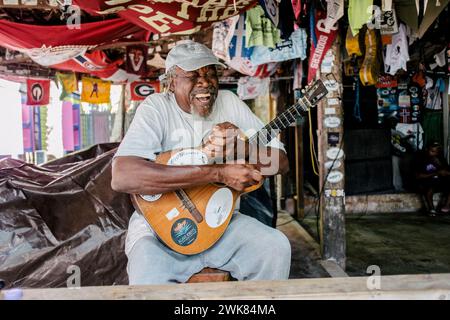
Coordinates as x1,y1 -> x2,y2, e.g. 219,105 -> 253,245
248,96 -> 312,146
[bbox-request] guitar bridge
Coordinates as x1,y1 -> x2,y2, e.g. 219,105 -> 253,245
174,189 -> 203,223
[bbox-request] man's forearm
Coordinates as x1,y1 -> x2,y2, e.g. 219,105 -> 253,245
112,156 -> 220,195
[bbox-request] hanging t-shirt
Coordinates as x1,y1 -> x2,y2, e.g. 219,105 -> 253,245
212,16 -> 238,61
348,0 -> 373,35
258,0 -> 295,40
246,5 -> 281,48
384,23 -> 410,75
237,76 -> 270,100
250,28 -> 307,66
425,77 -> 444,110
114,90 -> 285,255
226,14 -> 262,76
395,122 -> 424,151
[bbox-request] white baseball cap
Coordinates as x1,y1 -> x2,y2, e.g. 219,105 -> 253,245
165,40 -> 226,73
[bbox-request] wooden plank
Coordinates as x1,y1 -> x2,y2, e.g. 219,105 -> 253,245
320,260 -> 349,278
9,274 -> 450,300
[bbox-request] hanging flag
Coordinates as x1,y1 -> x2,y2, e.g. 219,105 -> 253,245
56,72 -> 78,101
73,0 -> 256,35
126,45 -> 148,76
26,79 -> 50,106
81,77 -> 111,104
0,18 -> 148,65
130,81 -> 160,101
307,9 -> 338,84
52,50 -> 139,83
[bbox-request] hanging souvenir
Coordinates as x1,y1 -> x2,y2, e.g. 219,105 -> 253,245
130,81 -> 160,101
380,2 -> 399,35
250,28 -> 307,66
408,82 -> 422,123
376,75 -> 398,124
81,77 -> 111,104
56,72 -> 78,101
307,9 -> 338,83
126,45 -> 148,76
359,28 -> 379,86
26,79 -> 50,106
258,0 -> 295,40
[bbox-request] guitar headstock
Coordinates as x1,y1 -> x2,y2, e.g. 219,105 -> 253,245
303,79 -> 328,106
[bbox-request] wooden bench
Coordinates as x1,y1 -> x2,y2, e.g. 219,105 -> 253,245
187,268 -> 232,283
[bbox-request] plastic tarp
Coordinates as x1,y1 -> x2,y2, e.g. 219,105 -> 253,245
0,142 -> 275,289
0,143 -> 133,288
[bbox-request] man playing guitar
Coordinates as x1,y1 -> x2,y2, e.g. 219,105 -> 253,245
111,41 -> 291,285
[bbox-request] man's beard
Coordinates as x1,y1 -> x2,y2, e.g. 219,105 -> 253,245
189,88 -> 217,121
190,103 -> 214,121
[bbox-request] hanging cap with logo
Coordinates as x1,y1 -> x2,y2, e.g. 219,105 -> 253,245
165,40 -> 226,73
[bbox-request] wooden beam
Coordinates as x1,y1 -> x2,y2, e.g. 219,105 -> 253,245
317,34 -> 346,268
10,274 -> 450,300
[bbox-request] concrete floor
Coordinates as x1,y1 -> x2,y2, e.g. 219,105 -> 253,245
276,212 -> 330,279
298,212 -> 450,277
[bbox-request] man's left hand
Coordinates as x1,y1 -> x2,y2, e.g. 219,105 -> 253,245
201,122 -> 249,161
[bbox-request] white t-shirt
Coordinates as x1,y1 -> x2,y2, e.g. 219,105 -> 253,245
384,23 -> 409,76
114,90 -> 285,255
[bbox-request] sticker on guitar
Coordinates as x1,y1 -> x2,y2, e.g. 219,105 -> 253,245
168,149 -> 208,165
139,149 -> 208,203
140,194 -> 162,202
205,188 -> 233,228
171,218 -> 198,247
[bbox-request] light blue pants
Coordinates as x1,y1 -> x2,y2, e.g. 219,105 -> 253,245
127,213 -> 291,285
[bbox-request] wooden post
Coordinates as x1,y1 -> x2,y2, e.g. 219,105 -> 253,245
444,79 -> 449,160
295,121 -> 305,219
120,84 -> 127,139
317,34 -> 346,269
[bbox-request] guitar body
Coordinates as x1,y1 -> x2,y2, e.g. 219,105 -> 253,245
131,148 -> 262,255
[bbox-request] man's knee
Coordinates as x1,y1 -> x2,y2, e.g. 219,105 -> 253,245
255,229 -> 291,263
127,236 -> 174,285
252,229 -> 291,279
271,230 -> 291,262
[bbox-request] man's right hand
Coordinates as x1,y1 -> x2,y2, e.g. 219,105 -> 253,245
216,164 -> 263,192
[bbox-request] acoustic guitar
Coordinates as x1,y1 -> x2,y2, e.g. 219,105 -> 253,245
131,80 -> 328,255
